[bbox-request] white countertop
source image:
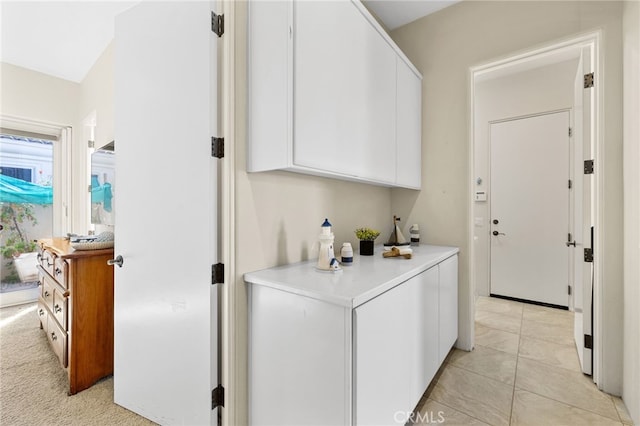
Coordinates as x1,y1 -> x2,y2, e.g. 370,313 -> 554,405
244,244 -> 459,308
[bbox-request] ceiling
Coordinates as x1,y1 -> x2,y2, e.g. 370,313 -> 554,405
0,1 -> 459,84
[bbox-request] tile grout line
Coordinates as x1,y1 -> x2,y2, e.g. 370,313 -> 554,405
426,394 -> 492,425
508,305 -> 524,425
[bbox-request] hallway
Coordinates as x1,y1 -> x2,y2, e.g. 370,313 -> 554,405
416,297 -> 633,425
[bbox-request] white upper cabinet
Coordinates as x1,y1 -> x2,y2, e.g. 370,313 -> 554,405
248,0 -> 422,189
396,57 -> 422,189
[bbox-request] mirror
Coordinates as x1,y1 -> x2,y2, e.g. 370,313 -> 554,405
91,141 -> 115,228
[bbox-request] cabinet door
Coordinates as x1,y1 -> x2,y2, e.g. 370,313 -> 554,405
247,0 -> 291,172
439,255 -> 458,363
396,58 -> 422,189
293,0 -> 396,183
355,268 -> 438,425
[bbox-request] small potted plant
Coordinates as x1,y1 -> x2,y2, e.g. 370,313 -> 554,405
354,227 -> 380,256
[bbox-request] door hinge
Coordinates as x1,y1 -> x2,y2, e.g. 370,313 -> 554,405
211,11 -> 224,37
568,179 -> 572,189
212,263 -> 224,285
212,137 -> 224,159
88,140 -> 95,149
568,127 -> 573,137
584,334 -> 593,349
212,384 -> 225,409
88,184 -> 92,193
568,285 -> 572,295
584,73 -> 594,89
584,159 -> 594,174
584,248 -> 593,263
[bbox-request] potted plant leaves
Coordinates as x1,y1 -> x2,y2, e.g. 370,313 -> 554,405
354,227 -> 380,256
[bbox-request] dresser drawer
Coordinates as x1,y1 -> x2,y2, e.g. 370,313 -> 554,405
52,289 -> 68,330
39,248 -> 57,277
47,316 -> 67,368
41,275 -> 55,312
37,300 -> 49,332
53,257 -> 68,289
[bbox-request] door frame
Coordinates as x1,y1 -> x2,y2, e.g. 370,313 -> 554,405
220,1 -> 237,425
468,31 -> 603,384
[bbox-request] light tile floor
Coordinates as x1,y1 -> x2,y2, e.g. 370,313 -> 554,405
415,296 -> 634,425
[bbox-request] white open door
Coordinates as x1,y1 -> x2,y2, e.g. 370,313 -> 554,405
573,46 -> 594,376
114,2 -> 219,424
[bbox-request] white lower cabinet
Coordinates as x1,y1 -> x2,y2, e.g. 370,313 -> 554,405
355,266 -> 439,425
246,246 -> 459,426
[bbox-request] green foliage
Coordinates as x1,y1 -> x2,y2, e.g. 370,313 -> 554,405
354,227 -> 381,241
0,203 -> 38,259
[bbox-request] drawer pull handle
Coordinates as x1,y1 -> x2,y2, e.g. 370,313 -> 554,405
55,267 -> 62,275
54,304 -> 62,313
107,255 -> 124,268
39,309 -> 44,316
47,260 -> 54,267
44,291 -> 50,297
37,253 -> 42,261
51,332 -> 57,341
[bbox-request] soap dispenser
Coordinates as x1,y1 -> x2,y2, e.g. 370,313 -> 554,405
317,218 -> 341,272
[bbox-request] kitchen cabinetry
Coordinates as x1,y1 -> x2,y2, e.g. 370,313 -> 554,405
248,0 -> 422,188
36,238 -> 114,395
245,245 -> 458,425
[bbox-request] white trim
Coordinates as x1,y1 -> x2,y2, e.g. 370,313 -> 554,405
469,31 -> 602,380
221,0 -> 236,425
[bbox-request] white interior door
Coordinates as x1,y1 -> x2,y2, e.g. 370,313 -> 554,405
114,2 -> 218,424
490,111 -> 570,307
573,46 -> 594,375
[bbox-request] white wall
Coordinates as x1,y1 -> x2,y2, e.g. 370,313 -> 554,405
622,1 -> 640,423
390,0 -> 624,393
473,59 -> 578,298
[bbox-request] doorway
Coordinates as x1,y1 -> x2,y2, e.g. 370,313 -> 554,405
489,111 -> 570,308
469,33 -> 601,382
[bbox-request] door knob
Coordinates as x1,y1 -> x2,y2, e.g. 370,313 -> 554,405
107,255 -> 124,268
492,231 -> 506,236
493,219 -> 499,225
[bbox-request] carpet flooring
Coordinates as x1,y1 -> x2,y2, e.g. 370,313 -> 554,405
0,302 -> 155,425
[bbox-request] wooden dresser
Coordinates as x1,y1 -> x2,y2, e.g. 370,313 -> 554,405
36,238 -> 114,395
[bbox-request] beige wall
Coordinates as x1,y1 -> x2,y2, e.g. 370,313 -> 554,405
474,59 -> 579,298
0,62 -> 80,127
233,2 -> 393,423
81,42 -> 115,150
390,0 -> 623,393
622,1 -> 639,423
76,42 -> 115,233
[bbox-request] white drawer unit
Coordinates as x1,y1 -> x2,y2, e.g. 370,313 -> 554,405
246,245 -> 459,425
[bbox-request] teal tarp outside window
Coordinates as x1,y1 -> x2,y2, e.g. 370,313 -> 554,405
91,175 -> 113,212
0,174 -> 52,204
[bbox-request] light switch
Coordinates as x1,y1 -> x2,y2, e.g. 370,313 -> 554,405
475,191 -> 487,202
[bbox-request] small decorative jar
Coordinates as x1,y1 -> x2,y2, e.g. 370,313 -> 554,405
410,224 -> 420,247
341,243 -> 353,265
